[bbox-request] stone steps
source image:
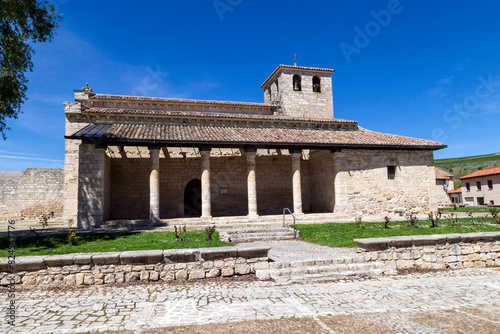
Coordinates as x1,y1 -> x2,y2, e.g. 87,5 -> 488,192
256,256 -> 396,284
220,227 -> 298,244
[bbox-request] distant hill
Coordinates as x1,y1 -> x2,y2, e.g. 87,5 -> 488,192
435,152 -> 500,180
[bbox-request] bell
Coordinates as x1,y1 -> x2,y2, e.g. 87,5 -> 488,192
294,82 -> 300,91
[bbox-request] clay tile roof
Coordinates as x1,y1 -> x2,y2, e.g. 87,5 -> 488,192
448,188 -> 462,194
459,166 -> 500,180
67,123 -> 446,150
83,107 -> 357,124
90,94 -> 272,108
435,168 -> 454,179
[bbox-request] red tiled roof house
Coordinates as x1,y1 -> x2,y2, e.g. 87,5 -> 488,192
459,167 -> 500,206
63,65 -> 446,228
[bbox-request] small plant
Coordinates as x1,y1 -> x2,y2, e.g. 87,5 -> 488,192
428,210 -> 442,228
355,217 -> 363,228
30,211 -> 54,247
489,207 -> 500,224
67,219 -> 78,245
405,212 -> 419,228
204,225 -> 216,241
452,202 -> 458,210
467,211 -> 475,225
383,216 -> 391,229
174,225 -> 186,241
478,214 -> 489,225
448,213 -> 459,226
68,232 -> 78,245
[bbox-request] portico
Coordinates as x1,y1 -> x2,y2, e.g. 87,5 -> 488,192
63,64 -> 445,229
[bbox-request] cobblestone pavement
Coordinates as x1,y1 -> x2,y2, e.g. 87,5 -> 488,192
1,268 -> 500,333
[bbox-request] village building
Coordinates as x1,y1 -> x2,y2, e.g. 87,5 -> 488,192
448,188 -> 463,204
62,64 -> 446,229
460,167 -> 500,206
434,168 -> 453,205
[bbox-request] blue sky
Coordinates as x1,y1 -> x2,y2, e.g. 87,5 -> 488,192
1,0 -> 500,170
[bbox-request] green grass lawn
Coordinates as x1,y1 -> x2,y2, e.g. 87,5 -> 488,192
0,231 -> 232,257
440,206 -> 499,213
296,218 -> 500,248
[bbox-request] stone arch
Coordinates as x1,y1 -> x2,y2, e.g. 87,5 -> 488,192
313,76 -> 321,92
293,75 -> 302,91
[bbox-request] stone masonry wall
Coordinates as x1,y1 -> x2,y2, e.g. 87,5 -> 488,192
276,70 -> 334,119
0,246 -> 269,288
309,150 -> 334,213
0,169 -> 64,222
333,149 -> 437,216
356,232 -> 500,271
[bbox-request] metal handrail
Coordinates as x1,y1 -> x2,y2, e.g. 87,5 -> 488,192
282,208 -> 297,239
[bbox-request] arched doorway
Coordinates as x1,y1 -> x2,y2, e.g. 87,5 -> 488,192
184,178 -> 202,217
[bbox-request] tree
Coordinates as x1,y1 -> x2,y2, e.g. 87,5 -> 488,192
0,0 -> 61,139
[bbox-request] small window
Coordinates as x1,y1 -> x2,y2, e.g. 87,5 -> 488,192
387,166 -> 396,180
477,181 -> 482,190
465,182 -> 470,191
488,180 -> 493,189
313,76 -> 321,92
490,200 -> 495,205
477,197 -> 484,205
293,75 -> 301,91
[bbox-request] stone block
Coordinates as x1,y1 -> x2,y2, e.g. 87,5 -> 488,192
235,264 -> 251,275
175,270 -> 188,280
75,273 -> 84,285
160,270 -> 174,281
236,247 -> 270,259
92,252 -> 120,265
83,274 -> 94,285
120,250 -> 163,264
104,274 -> 115,284
354,238 -> 389,251
221,268 -> 234,277
44,254 -> 75,267
149,271 -> 159,281
189,269 -> 206,280
206,268 -> 220,278
411,235 -> 446,246
396,260 -> 413,269
140,270 -> 149,281
200,247 -> 237,261
15,256 -> 47,271
256,270 -> 271,280
253,261 -> 270,271
164,249 -> 200,263
125,272 -> 139,282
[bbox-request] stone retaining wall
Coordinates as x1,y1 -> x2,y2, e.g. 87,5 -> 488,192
0,168 -> 64,222
355,232 -> 500,270
0,246 -> 269,287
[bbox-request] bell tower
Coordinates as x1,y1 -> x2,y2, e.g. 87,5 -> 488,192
261,64 -> 335,119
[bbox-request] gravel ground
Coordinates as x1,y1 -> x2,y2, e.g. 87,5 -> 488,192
238,240 -> 358,263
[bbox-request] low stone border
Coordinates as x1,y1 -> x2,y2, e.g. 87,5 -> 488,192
355,232 -> 500,270
0,246 -> 270,287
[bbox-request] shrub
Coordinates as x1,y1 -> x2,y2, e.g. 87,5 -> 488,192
205,225 -> 216,241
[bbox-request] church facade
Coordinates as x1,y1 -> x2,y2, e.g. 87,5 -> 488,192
63,65 -> 445,228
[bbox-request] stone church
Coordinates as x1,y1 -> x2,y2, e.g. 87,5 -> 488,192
63,64 -> 445,228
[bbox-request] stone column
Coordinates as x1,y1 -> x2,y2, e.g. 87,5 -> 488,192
291,150 -> 303,214
200,148 -> 212,218
246,149 -> 258,217
331,150 -> 346,214
149,146 -> 160,224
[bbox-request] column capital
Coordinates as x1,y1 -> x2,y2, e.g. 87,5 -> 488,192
244,148 -> 257,153
199,147 -> 212,153
148,146 -> 161,151
289,149 -> 302,156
